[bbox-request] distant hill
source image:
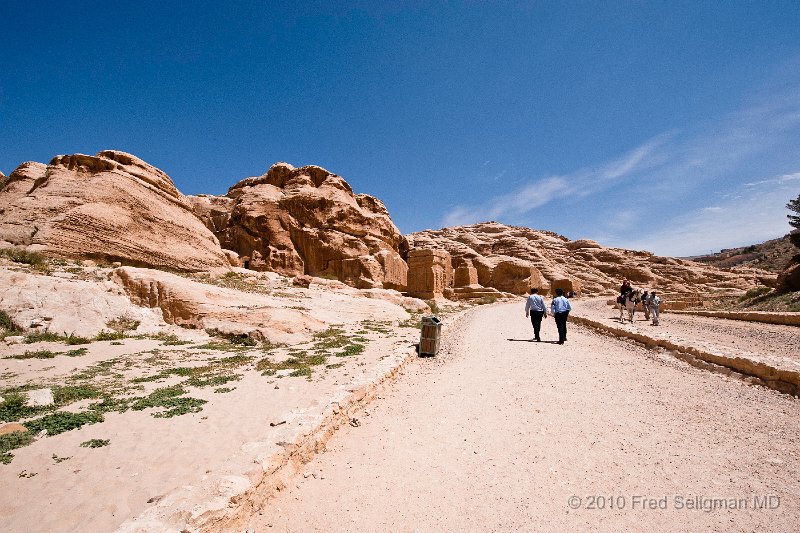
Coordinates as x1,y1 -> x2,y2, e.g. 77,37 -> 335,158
683,234 -> 794,273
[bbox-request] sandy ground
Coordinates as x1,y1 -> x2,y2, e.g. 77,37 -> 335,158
248,301 -> 800,532
576,297 -> 800,361
0,328 -> 420,532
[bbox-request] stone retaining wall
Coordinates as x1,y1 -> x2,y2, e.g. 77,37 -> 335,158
569,314 -> 800,396
666,310 -> 800,327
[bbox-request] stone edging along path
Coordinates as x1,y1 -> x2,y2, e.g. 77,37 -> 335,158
569,314 -> 800,397
665,309 -> 800,327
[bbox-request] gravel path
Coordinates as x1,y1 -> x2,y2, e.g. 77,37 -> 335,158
247,301 -> 800,532
577,297 -> 800,361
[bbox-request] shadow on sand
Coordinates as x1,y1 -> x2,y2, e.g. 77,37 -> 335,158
506,338 -> 562,344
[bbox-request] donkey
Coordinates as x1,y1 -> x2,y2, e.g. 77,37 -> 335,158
618,289 -> 641,323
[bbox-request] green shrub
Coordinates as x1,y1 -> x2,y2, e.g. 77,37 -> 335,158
23,411 -> 103,436
228,335 -> 257,347
80,439 -> 110,448
151,333 -> 190,345
741,286 -> 772,300
289,367 -> 311,377
0,310 -> 20,333
24,332 -> 64,344
52,385 -> 101,406
340,343 -> 365,357
65,334 -> 91,345
0,393 -> 52,422
131,386 -> 206,418
184,374 -> 241,388
95,330 -> 125,341
11,350 -> 61,359
0,247 -> 47,267
106,316 -> 140,333
0,430 -> 35,464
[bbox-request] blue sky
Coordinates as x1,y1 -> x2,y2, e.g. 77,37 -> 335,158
1,1 -> 799,256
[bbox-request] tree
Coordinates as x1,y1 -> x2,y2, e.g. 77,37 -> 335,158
788,193 -> 800,230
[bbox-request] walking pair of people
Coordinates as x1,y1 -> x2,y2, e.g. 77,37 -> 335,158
524,288 -> 571,344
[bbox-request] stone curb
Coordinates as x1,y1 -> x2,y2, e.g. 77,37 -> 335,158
665,310 -> 800,327
569,314 -> 800,396
114,344 -> 419,533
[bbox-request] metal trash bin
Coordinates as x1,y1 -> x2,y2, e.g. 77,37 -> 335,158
419,316 -> 442,356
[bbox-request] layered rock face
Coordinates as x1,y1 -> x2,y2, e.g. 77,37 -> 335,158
188,163 -> 408,290
0,151 -> 230,272
111,266 -> 326,344
407,222 -> 767,296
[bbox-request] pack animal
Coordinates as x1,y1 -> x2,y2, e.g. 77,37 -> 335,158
618,289 -> 641,323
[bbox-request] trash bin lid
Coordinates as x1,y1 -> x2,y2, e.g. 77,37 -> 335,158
422,316 -> 441,325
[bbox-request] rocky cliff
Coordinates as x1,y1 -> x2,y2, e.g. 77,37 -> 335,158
407,222 -> 769,296
0,151 -> 230,272
188,162 -> 408,290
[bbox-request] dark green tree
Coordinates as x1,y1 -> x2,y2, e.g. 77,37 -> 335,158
789,193 -> 800,230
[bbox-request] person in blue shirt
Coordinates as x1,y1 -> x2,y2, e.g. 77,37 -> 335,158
524,288 -> 548,341
550,288 -> 572,344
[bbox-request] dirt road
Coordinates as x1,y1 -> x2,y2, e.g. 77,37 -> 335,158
246,301 -> 800,532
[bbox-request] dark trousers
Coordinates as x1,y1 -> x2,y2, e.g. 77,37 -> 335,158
554,311 -> 569,342
529,311 -> 544,339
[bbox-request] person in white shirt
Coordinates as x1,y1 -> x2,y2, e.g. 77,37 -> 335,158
524,288 -> 548,341
649,292 -> 662,326
550,288 -> 572,344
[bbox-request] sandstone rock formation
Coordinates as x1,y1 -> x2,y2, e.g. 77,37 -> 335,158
0,267 -> 165,338
112,266 -> 326,344
406,249 -> 453,299
0,151 -> 230,272
407,222 -> 767,296
110,266 -> 419,344
188,163 -> 408,290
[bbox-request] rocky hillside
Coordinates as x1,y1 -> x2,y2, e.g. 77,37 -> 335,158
684,233 -> 795,273
406,222 -> 772,296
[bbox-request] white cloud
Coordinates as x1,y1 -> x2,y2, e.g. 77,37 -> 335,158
438,138 -> 661,228
616,173 -> 800,256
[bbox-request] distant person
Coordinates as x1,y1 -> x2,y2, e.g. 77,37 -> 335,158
641,290 -> 650,320
551,288 -> 572,345
620,279 -> 632,297
618,279 -> 632,307
524,288 -> 548,342
649,291 -> 662,326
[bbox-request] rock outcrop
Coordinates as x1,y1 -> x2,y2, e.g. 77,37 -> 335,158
0,151 -> 230,272
406,249 -> 453,299
110,266 -> 420,344
407,222 -> 767,296
0,267 -> 165,338
188,163 -> 408,290
111,266 -> 326,344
